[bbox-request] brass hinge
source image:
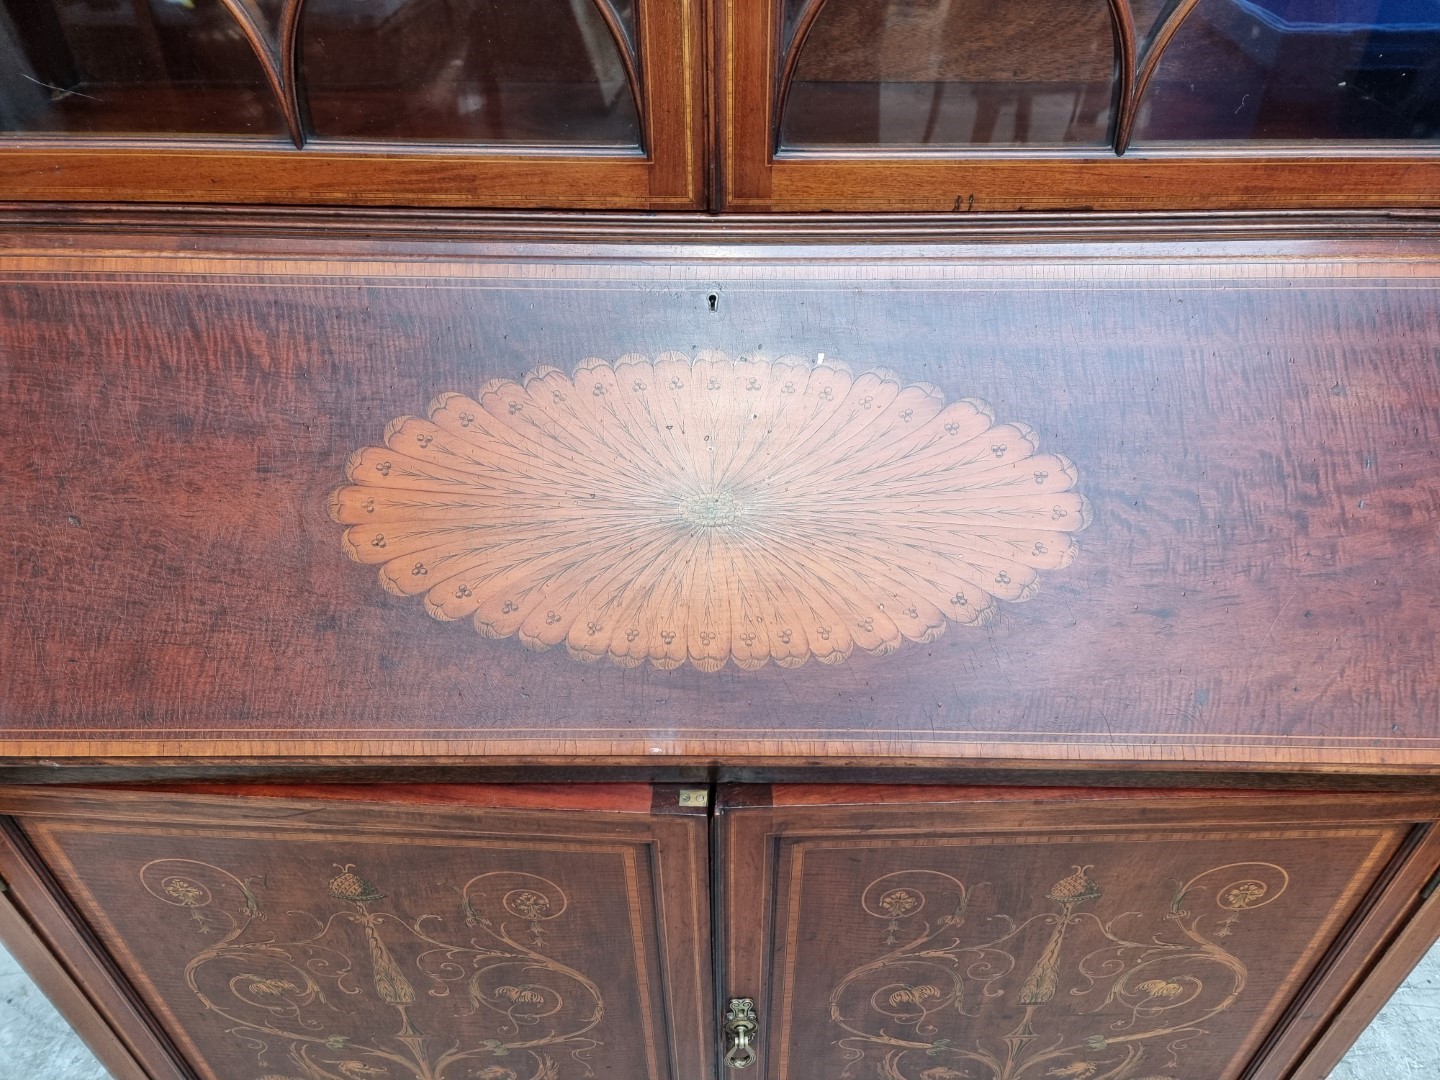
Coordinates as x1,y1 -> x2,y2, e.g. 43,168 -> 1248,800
678,788 -> 710,808
1421,866 -> 1440,901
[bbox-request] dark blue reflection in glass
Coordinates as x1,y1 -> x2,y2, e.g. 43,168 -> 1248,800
1136,0 -> 1440,141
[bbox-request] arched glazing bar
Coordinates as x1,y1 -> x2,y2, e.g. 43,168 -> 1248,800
1128,0 -> 1440,145
218,0 -> 308,147
774,0 -> 1436,154
0,0 -> 291,137
1114,0 -> 1204,151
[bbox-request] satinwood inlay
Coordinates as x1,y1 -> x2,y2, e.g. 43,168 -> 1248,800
330,352 -> 1090,672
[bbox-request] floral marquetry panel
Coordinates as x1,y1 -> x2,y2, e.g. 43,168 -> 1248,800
720,790 -> 1417,1080
14,789 -> 711,1080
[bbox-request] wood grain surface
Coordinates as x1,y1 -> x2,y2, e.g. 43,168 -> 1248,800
2,228 -> 1440,769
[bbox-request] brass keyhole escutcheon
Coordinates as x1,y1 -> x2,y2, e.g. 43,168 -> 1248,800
724,997 -> 758,1069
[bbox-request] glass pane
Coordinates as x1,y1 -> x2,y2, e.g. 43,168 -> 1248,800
1134,0 -> 1440,141
0,0 -> 287,136
780,0 -> 1116,148
301,0 -> 642,146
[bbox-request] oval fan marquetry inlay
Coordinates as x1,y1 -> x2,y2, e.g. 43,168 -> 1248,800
329,353 -> 1091,671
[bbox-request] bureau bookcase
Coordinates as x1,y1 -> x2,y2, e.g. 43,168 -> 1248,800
2,1 -> 1440,1077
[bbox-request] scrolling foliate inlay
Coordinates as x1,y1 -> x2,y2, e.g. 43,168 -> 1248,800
330,353 -> 1090,671
141,860 -> 604,1080
828,862 -> 1290,1080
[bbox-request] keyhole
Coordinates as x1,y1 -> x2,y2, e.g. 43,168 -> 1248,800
708,293 -> 718,312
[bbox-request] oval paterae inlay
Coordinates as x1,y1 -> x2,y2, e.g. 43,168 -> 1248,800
329,352 -> 1091,672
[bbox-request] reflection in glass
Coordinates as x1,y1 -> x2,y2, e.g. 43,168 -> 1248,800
1135,0 -> 1440,141
301,0 -> 642,146
0,0 -> 286,136
1129,0 -> 1179,49
779,0 -> 1116,147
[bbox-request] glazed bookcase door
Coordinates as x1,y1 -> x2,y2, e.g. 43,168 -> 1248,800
717,0 -> 1440,211
716,786 -> 1440,1080
0,0 -> 704,208
0,784 -> 714,1080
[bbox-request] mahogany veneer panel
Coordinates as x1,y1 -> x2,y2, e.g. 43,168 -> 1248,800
717,789 -> 1440,1080
2,232 -> 1440,768
6,787 -> 711,1080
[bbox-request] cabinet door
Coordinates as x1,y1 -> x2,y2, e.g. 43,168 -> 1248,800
0,0 -> 704,208
717,786 -> 1440,1079
0,784 -> 714,1080
718,0 -> 1440,211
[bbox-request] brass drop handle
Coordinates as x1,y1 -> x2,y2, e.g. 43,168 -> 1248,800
723,997 -> 758,1069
